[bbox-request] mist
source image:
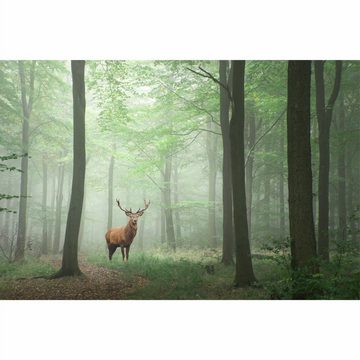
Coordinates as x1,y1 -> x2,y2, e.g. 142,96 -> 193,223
0,60 -> 359,300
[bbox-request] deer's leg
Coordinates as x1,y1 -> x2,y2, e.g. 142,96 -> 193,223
108,245 -> 117,261
121,247 -> 125,261
125,246 -> 130,262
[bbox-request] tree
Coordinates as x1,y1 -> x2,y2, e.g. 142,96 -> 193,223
41,156 -> 48,254
206,120 -> 218,247
219,60 -> 234,265
53,60 -> 86,277
107,153 -> 115,230
14,61 -> 36,261
286,61 -> 317,273
230,60 -> 256,287
314,60 -> 342,261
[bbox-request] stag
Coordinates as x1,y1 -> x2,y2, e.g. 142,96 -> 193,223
105,199 -> 150,261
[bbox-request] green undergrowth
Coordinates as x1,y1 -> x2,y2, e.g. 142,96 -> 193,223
86,249 -> 272,299
0,257 -> 56,280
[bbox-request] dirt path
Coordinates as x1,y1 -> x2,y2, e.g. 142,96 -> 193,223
0,260 -> 147,300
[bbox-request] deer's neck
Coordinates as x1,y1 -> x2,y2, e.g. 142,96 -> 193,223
125,221 -> 137,240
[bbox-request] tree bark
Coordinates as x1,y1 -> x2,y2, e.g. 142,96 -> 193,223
315,60 -> 342,261
53,60 -> 86,277
41,156 -> 48,254
206,120 -> 218,247
245,111 -> 256,240
336,96 -> 347,240
14,61 -> 36,261
52,161 -> 65,254
287,61 -> 317,273
137,190 -> 146,251
2,177 -> 12,249
219,60 -> 234,265
230,60 -> 256,287
173,156 -> 182,242
279,120 -> 286,238
107,154 -> 115,230
164,156 -> 176,251
48,172 -> 56,251
160,178 -> 166,244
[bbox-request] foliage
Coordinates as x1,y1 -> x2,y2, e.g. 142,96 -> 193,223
262,238 -> 360,299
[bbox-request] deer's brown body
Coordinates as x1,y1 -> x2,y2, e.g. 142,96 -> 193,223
105,199 -> 150,261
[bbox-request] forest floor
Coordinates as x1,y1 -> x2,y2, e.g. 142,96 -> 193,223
1,248 -> 359,300
0,250 -> 271,300
0,256 -> 148,300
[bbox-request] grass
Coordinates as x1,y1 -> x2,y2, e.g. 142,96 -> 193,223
86,249 -> 273,299
1,247 -> 359,299
0,257 -> 55,280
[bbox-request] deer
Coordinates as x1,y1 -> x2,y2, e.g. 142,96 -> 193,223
105,199 -> 150,262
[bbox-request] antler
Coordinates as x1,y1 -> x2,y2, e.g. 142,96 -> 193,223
137,199 -> 150,215
116,199 -> 131,214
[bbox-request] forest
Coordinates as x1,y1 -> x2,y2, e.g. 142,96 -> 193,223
0,60 -> 359,300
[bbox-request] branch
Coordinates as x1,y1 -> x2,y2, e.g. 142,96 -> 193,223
187,65 -> 233,102
158,79 -> 220,127
245,108 -> 286,166
171,127 -> 221,136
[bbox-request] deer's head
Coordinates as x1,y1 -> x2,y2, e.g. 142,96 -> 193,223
116,199 -> 150,226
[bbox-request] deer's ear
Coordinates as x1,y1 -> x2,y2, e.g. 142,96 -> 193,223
125,211 -> 132,216
138,211 -> 144,216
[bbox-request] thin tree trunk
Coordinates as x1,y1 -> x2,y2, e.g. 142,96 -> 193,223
48,172 -> 56,251
206,121 -> 218,247
41,157 -> 48,254
2,177 -> 12,249
337,97 -> 347,240
52,161 -> 65,254
164,156 -> 176,251
315,60 -> 342,261
160,184 -> 166,245
246,111 -> 256,239
173,156 -> 182,241
230,60 -> 256,287
14,61 -> 36,261
107,154 -> 115,230
219,60 -> 234,265
53,60 -> 86,277
138,190 -> 146,251
263,141 -> 271,229
287,61 -> 317,274
279,120 -> 285,238
347,147 -> 356,244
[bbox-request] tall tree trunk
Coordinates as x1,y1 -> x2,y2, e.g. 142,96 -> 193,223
287,61 -> 317,275
219,60 -> 234,265
2,177 -> 12,249
53,60 -> 86,277
41,156 -> 48,254
245,111 -> 256,240
230,60 -> 256,287
107,154 -> 115,230
279,120 -> 285,238
48,172 -> 56,251
164,156 -> 176,251
160,181 -> 166,245
263,141 -> 271,229
137,190 -> 146,251
52,161 -> 65,254
173,156 -> 182,242
347,147 -> 356,244
336,96 -> 347,241
206,121 -> 218,247
14,61 -> 36,261
315,60 -> 342,261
